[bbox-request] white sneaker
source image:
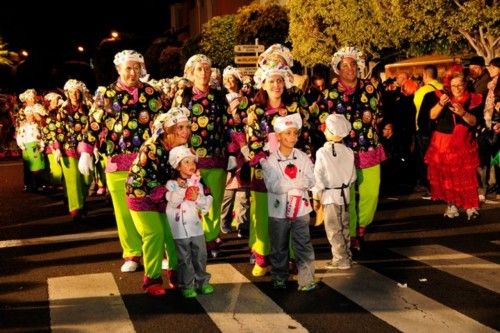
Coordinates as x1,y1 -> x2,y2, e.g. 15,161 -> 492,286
120,260 -> 139,272
324,260 -> 351,270
444,205 -> 459,218
466,208 -> 480,221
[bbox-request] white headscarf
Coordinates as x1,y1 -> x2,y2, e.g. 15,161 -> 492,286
331,46 -> 366,76
183,54 -> 212,82
151,106 -> 191,140
113,50 -> 148,78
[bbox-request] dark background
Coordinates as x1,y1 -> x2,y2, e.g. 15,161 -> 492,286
0,1 -> 175,91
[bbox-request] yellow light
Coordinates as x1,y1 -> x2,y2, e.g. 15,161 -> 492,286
20,50 -> 29,57
111,31 -> 119,39
77,46 -> 84,53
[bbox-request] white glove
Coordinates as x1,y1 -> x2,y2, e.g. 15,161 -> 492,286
78,152 -> 94,176
240,146 -> 251,161
93,147 -> 100,161
53,149 -> 62,162
227,156 -> 237,171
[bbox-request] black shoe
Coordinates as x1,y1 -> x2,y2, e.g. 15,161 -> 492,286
237,229 -> 249,239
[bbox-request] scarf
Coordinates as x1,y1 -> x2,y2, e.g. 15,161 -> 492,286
116,79 -> 139,104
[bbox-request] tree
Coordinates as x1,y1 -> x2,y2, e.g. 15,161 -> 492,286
199,15 -> 236,70
288,0 -> 499,66
447,0 -> 499,62
235,2 -> 289,47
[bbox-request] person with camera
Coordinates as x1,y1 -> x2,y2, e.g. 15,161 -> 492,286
425,73 -> 482,220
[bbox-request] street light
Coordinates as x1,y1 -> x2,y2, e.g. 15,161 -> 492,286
77,46 -> 84,53
20,50 -> 29,58
111,31 -> 119,39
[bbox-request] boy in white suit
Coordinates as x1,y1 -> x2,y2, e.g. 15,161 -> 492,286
260,113 -> 317,291
312,114 -> 357,270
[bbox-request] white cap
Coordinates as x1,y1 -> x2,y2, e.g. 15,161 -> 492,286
169,146 -> 197,169
273,113 -> 302,133
325,114 -> 351,138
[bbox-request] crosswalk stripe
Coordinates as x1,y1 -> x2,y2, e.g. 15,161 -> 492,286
390,245 -> 500,294
48,273 -> 135,332
200,263 -> 307,333
0,230 -> 118,249
317,259 -> 496,333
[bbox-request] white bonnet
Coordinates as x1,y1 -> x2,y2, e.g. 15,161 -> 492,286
331,46 -> 366,76
152,106 -> 191,139
113,50 -> 145,66
19,89 -> 37,103
223,66 -> 242,82
183,54 -> 212,81
169,145 -> 197,169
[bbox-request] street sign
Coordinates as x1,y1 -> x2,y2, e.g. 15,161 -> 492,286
234,44 -> 265,53
235,55 -> 259,65
237,67 -> 257,76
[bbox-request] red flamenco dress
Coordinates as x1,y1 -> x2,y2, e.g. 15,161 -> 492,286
425,92 -> 482,209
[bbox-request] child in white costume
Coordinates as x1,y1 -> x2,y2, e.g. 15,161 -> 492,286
165,146 -> 214,298
260,113 -> 317,291
312,114 -> 357,270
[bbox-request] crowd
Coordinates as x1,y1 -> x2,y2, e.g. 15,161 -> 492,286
2,45 -> 499,297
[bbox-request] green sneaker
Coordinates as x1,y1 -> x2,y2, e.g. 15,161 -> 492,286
182,287 -> 198,298
298,281 -> 317,292
273,279 -> 287,290
200,283 -> 214,295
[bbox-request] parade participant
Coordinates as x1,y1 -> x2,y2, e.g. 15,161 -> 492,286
245,44 -> 314,276
177,54 -> 227,255
319,47 -> 385,251
78,50 -> 165,272
52,80 -> 93,222
312,114 -> 356,270
166,145 -> 214,298
17,89 -> 47,192
16,103 -> 45,190
260,113 -> 316,291
220,65 -> 250,236
125,107 -> 191,296
425,73 -> 482,220
42,92 -> 63,188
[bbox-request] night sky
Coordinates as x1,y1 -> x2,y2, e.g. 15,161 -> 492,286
0,1 -> 173,62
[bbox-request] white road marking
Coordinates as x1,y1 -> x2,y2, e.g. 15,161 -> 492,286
200,263 -> 308,333
0,230 -> 118,249
48,273 -> 135,332
317,260 -> 496,333
391,245 -> 500,294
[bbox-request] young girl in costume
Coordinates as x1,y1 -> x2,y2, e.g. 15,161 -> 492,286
166,145 -> 214,298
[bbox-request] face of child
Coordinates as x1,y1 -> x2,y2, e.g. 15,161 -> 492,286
177,157 -> 197,178
277,127 -> 300,150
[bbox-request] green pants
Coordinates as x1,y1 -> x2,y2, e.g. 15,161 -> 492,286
60,156 -> 88,214
130,210 -> 178,279
349,164 -> 381,237
107,171 -> 142,258
249,191 -> 270,258
200,168 -> 226,243
46,153 -> 62,185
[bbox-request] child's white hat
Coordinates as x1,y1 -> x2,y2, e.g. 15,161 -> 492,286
273,113 -> 302,133
325,114 -> 351,138
169,146 -> 197,169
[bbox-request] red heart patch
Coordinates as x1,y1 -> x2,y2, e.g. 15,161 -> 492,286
284,164 -> 297,179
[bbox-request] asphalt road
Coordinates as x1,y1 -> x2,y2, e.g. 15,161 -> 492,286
0,160 -> 499,332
